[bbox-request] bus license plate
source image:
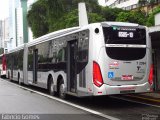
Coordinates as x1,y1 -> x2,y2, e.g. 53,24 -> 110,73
121,75 -> 133,80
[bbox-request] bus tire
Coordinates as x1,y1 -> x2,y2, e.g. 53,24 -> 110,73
49,77 -> 56,96
18,73 -> 21,85
58,79 -> 66,99
8,72 -> 11,80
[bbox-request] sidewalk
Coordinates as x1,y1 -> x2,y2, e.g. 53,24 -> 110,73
126,91 -> 160,103
138,91 -> 160,99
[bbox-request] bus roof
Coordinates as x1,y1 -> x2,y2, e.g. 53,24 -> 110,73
27,27 -> 80,47
8,21 -> 145,50
7,44 -> 25,54
101,22 -> 139,27
26,21 -> 145,47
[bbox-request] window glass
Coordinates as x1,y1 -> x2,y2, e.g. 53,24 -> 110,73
103,27 -> 146,60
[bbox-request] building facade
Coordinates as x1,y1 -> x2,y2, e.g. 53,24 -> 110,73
0,21 -> 3,49
7,0 -> 37,50
16,7 -> 24,46
8,0 -> 20,50
8,0 -> 29,50
105,0 -> 160,10
0,18 -> 9,53
105,0 -> 139,10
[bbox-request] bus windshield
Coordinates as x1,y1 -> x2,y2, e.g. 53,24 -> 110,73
103,26 -> 146,61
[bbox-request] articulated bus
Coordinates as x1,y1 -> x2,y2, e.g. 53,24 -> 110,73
6,45 -> 25,82
0,54 -> 6,78
6,22 -> 153,98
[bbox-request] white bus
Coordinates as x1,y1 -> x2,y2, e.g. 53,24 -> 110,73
6,45 -> 25,82
6,22 -> 153,98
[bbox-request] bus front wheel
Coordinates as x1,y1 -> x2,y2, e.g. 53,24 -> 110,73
49,77 -> 56,96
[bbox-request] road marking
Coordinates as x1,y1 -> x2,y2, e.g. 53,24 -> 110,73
5,80 -> 120,120
111,96 -> 160,108
124,94 -> 160,103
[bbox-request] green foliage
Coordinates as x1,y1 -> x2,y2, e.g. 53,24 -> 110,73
116,12 -> 130,22
46,0 -> 64,31
53,9 -> 105,30
149,0 -> 156,5
51,10 -> 78,31
27,0 -> 48,38
27,0 -> 103,38
27,0 -> 160,38
72,0 -> 101,13
88,13 -> 105,23
116,10 -> 147,25
146,6 -> 160,26
101,7 -> 125,21
62,10 -> 78,28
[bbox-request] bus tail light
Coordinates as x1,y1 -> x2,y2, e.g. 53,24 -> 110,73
93,61 -> 103,87
148,64 -> 153,85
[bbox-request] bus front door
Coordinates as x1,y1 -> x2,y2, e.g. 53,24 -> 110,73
67,40 -> 77,93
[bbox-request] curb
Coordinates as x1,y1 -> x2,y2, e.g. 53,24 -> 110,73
124,94 -> 160,103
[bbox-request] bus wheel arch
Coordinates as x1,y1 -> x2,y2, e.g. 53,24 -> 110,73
48,74 -> 56,96
57,75 -> 66,99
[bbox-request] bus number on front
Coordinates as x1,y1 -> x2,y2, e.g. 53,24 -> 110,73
118,32 -> 134,38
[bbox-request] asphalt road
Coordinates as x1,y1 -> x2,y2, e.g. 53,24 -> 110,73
0,79 -> 108,120
66,96 -> 160,120
0,78 -> 160,120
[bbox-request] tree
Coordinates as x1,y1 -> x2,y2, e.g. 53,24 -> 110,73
27,0 -> 66,36
149,0 -> 156,5
72,0 -> 101,13
116,10 -> 147,25
27,0 -> 49,38
27,0 -> 102,38
101,7 -> 125,21
52,10 -> 78,31
46,0 -> 65,32
61,0 -> 73,12
88,13 -> 105,23
57,9 -> 105,30
146,6 -> 160,26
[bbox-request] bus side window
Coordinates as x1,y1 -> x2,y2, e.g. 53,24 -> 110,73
78,30 -> 89,62
77,30 -> 89,73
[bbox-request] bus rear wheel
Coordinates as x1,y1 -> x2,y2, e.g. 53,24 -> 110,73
59,80 -> 66,99
49,77 -> 56,96
18,73 -> 21,85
